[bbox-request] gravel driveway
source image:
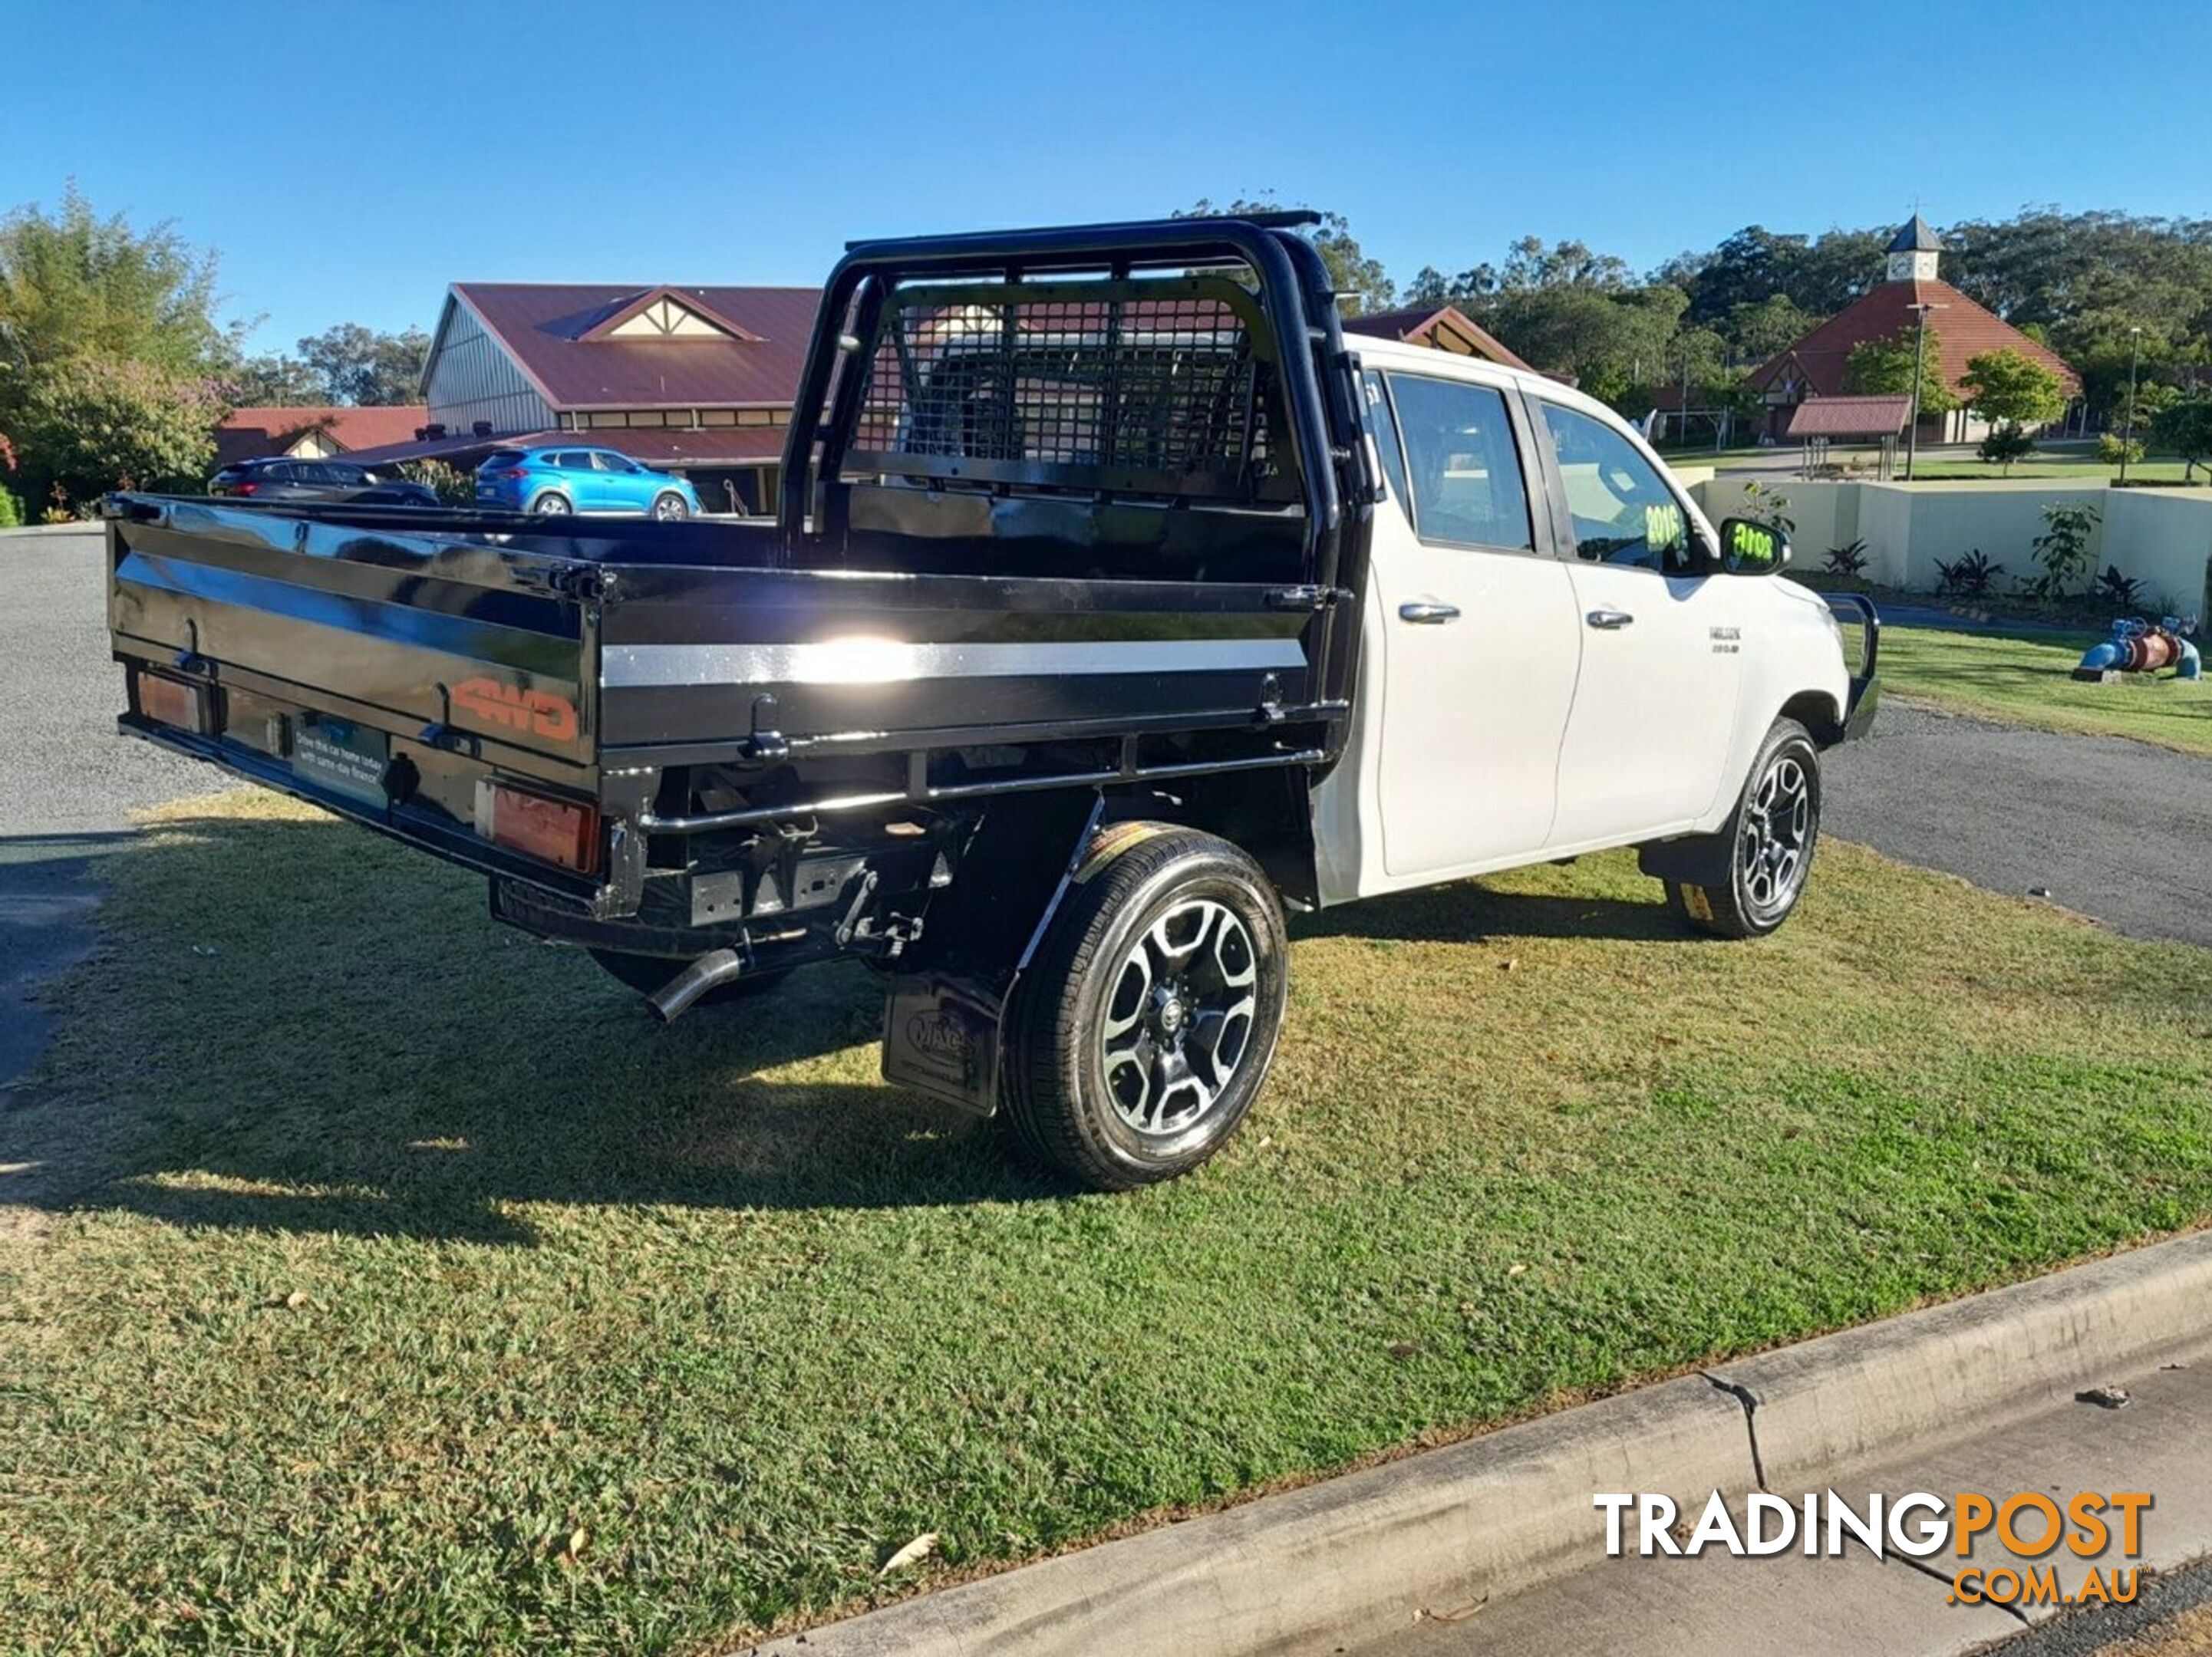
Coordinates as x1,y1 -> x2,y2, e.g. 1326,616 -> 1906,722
1825,698 -> 2212,950
2,526 -> 205,1087
2,526 -> 204,835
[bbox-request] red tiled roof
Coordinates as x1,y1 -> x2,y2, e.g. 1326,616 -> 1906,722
1341,304 -> 1532,371
214,404 -> 430,465
1782,395 -> 1914,438
338,424 -> 788,471
450,284 -> 822,410
1746,278 -> 2078,400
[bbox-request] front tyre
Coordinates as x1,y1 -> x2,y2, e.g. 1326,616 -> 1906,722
1666,717 -> 1821,940
651,491 -> 691,521
1001,825 -> 1288,1191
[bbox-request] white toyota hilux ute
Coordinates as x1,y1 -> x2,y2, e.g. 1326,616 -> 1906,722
105,213 -> 1876,1191
1314,336 -> 1868,939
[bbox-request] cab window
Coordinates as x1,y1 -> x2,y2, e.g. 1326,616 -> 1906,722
1538,402 -> 1693,574
1386,375 -> 1534,552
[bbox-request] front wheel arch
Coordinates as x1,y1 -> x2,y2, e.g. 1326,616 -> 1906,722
1780,688 -> 1846,749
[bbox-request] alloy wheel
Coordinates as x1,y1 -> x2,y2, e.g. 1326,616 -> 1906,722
1099,897 -> 1258,1136
1739,752 -> 1812,916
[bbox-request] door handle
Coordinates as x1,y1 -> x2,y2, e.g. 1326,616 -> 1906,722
1399,601 -> 1461,624
1586,608 -> 1636,630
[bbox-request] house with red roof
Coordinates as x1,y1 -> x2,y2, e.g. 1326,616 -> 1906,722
213,404 -> 430,468
1340,304 -> 1531,370
338,282 -> 823,513
1745,215 -> 2079,444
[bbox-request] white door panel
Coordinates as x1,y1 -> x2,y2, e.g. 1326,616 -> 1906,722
1359,367 -> 1584,880
1531,397 -> 1746,847
1374,539 -> 1582,875
1549,564 -> 1742,845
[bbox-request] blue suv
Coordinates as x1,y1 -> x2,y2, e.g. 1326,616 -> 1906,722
474,446 -> 703,519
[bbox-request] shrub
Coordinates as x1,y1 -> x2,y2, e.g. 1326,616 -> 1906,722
0,487 -> 21,529
1976,425 -> 2036,473
1736,479 -> 1794,535
2022,500 -> 2100,601
1822,538 -> 1869,578
1933,549 -> 2005,597
9,356 -> 224,506
397,460 -> 473,506
2096,565 -> 2144,609
2098,431 -> 2146,467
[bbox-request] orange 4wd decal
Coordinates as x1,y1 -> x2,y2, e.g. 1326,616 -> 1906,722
451,677 -> 579,743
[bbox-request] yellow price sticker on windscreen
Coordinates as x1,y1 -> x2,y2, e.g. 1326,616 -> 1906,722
1643,501 -> 1684,551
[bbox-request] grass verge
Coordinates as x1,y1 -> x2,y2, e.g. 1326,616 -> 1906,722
1863,624 -> 2212,756
4,789 -> 2210,1654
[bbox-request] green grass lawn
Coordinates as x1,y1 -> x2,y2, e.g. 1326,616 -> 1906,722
1864,624 -> 2212,755
5,791 -> 2212,1654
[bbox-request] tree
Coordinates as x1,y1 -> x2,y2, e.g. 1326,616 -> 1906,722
228,351 -> 324,406
1481,281 -> 1685,405
1657,223 -> 1887,323
1175,199 -> 1393,315
0,183 -> 237,384
1844,328 -> 1957,413
9,354 -> 226,510
2112,376 -> 2181,436
1962,348 -> 2066,427
2153,394 -> 2212,480
1963,348 -> 2066,473
1722,294 -> 1817,364
295,322 -> 432,405
0,186 -> 240,512
1402,265 -> 1453,308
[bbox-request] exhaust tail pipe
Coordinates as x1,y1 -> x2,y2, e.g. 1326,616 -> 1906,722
648,948 -> 745,1023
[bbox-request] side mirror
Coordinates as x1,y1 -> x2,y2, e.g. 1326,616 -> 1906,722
1718,517 -> 1790,575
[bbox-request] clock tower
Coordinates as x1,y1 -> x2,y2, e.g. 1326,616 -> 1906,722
1885,212 -> 1943,285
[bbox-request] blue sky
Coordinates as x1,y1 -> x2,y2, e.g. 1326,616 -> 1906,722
4,0 -> 2207,352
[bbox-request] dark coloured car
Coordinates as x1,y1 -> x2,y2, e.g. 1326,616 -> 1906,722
207,457 -> 439,507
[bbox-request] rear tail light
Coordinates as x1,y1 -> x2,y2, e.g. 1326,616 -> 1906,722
134,670 -> 206,733
474,780 -> 599,873
231,481 -> 259,496
499,469 -> 527,479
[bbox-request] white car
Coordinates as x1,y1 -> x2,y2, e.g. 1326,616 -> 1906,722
1314,338 -> 1874,937
109,215 -> 1877,1190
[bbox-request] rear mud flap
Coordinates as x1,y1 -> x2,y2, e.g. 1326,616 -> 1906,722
882,970 -> 1004,1116
1637,831 -> 1732,891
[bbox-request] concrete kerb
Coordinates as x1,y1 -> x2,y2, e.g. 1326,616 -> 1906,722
760,1375 -> 1754,1657
763,1232 -> 2212,1657
1707,1230 -> 2212,1491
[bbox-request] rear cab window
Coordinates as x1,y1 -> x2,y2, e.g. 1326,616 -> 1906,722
1378,373 -> 1535,553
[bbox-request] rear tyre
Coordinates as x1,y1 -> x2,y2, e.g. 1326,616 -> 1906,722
587,948 -> 791,1004
1001,824 -> 1288,1191
651,492 -> 691,521
529,491 -> 573,517
1665,717 -> 1821,940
